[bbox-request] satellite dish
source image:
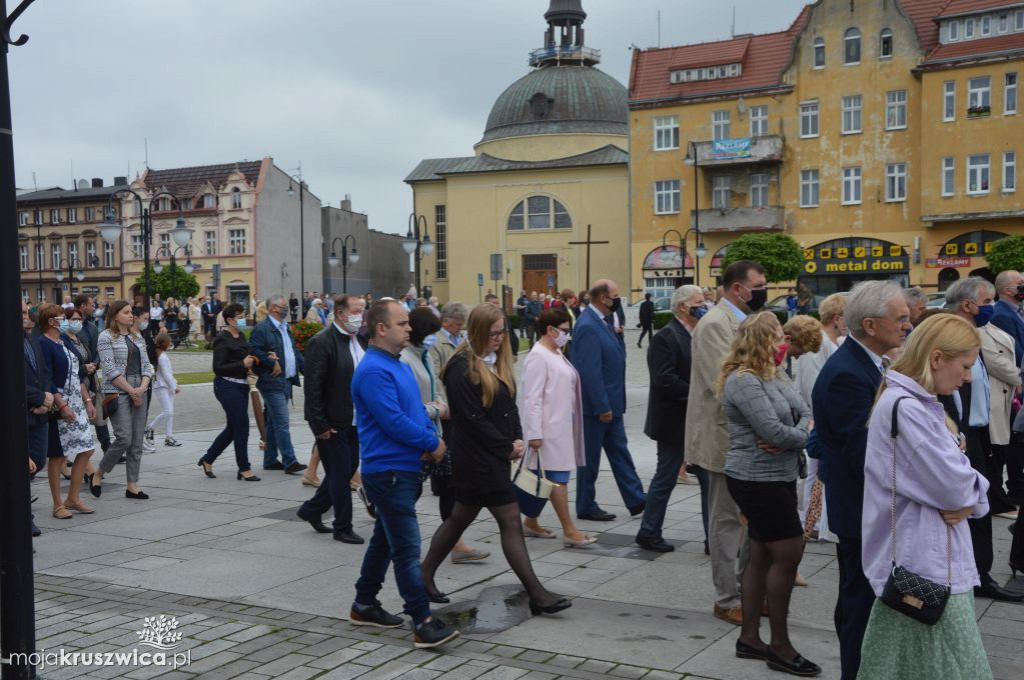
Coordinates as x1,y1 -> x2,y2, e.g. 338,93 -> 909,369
77,179 -> 89,189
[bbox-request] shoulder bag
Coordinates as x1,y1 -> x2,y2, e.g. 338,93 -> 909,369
511,447 -> 556,500
879,396 -> 952,625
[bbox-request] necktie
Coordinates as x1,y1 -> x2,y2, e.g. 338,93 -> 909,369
881,356 -> 891,375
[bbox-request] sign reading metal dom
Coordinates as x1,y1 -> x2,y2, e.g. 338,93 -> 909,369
802,238 -> 909,276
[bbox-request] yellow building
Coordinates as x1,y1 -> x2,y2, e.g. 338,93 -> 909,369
629,0 -> 1024,300
406,0 -> 629,305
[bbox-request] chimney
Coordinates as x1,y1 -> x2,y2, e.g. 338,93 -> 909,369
114,176 -> 127,186
91,178 -> 103,188
341,194 -> 352,212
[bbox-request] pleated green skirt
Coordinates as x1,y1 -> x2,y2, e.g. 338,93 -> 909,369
857,592 -> 992,680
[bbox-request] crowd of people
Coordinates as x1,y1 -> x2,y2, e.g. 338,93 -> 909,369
22,266 -> 1024,668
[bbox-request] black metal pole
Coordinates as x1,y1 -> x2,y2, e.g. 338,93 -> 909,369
1,3 -> 38,678
342,241 -> 348,294
691,140 -> 701,288
299,182 -> 305,298
142,208 -> 152,309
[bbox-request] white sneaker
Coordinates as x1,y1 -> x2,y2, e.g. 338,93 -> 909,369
142,440 -> 156,453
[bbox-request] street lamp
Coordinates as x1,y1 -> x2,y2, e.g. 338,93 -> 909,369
660,227 -> 707,288
286,167 -> 306,298
98,189 -> 191,308
153,245 -> 198,276
53,255 -> 94,284
404,213 -> 434,298
327,234 -> 359,293
683,139 -> 707,286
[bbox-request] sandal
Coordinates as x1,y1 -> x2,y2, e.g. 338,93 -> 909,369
52,506 -> 72,519
522,526 -> 557,539
65,500 -> 95,514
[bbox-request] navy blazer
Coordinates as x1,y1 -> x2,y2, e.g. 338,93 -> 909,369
570,306 -> 627,417
644,318 -> 691,444
811,339 -> 882,539
249,317 -> 304,391
24,333 -> 51,427
991,300 -> 1024,366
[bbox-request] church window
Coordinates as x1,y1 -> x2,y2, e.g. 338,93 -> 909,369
507,196 -> 573,231
507,202 -> 525,230
528,196 -> 550,229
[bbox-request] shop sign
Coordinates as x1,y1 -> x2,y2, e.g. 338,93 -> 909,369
802,243 -> 907,275
645,268 -> 692,278
942,241 -> 992,256
926,257 -> 971,268
711,137 -> 752,160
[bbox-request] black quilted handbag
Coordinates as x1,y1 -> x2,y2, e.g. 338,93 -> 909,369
879,397 -> 951,626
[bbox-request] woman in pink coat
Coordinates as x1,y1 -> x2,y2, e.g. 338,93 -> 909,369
518,308 -> 596,548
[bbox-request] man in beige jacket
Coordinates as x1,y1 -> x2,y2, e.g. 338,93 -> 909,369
684,260 -> 768,625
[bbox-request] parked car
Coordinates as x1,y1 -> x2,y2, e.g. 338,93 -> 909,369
926,292 -> 947,309
766,293 -> 826,315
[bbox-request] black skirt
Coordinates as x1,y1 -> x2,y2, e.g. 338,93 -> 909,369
452,448 -> 517,508
726,476 -> 802,543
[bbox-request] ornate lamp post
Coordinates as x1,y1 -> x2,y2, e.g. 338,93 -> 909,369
660,227 -> 707,288
153,245 -> 197,276
403,213 -> 434,298
53,255 -> 89,285
286,167 -> 306,297
327,235 -> 359,294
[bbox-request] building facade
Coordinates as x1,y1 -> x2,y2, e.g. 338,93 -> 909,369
17,179 -> 128,304
629,0 -> 1024,298
320,196 -> 411,298
120,158 -> 322,309
406,0 -> 630,306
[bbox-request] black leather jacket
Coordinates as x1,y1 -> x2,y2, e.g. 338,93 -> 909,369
303,325 -> 363,435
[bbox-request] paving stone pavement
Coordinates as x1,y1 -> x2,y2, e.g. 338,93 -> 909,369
26,329 -> 1024,678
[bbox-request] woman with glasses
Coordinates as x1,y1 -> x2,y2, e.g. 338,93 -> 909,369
420,303 -> 570,615
518,307 -> 594,547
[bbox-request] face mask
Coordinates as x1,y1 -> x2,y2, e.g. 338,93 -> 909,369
610,297 -> 622,313
343,315 -> 362,334
235,319 -> 247,331
1016,284 -> 1024,302
138,321 -> 149,332
59,319 -> 70,333
690,306 -> 707,319
421,335 -> 437,350
69,320 -> 83,333
742,285 -> 768,312
553,329 -> 570,348
973,303 -> 994,327
774,343 -> 789,366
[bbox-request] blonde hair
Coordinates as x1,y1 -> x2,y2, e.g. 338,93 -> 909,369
783,315 -> 823,355
716,312 -> 783,397
445,303 -> 516,408
887,313 -> 980,397
818,293 -> 846,326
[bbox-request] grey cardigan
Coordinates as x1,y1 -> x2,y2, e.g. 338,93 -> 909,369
722,370 -> 811,482
98,328 -> 154,394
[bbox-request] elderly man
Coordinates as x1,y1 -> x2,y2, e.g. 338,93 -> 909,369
944,278 -> 1024,602
812,281 -> 911,680
685,260 -> 768,625
571,279 -> 646,522
250,294 -> 306,474
637,285 -> 704,552
903,286 -> 928,326
428,301 -> 467,378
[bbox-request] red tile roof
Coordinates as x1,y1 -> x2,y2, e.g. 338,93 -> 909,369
900,0 -> 954,53
629,7 -> 810,105
937,0 -> 1024,18
142,160 -> 264,197
923,29 -> 1024,61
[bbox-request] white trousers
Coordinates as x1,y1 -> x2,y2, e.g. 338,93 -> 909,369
147,386 -> 175,438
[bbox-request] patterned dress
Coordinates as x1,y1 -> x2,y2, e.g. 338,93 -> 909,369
57,342 -> 95,459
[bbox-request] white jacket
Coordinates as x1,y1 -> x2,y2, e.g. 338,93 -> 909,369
153,353 -> 178,391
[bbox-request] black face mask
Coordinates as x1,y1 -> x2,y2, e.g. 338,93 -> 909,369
610,297 -> 622,313
1016,284 -> 1024,302
746,288 -> 768,312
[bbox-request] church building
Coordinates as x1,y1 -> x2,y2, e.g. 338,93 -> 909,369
405,0 -> 630,305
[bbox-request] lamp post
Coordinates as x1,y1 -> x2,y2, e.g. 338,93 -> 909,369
98,189 -> 191,309
403,213 -> 434,298
153,245 -> 197,276
286,168 -> 305,299
683,140 -> 707,287
660,227 -> 707,288
53,255 -> 94,291
327,235 -> 359,294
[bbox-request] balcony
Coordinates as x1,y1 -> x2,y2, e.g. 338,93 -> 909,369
692,205 -> 784,233
690,135 -> 784,167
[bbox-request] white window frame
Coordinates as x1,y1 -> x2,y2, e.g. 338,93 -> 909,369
35,244 -> 44,270
33,209 -> 42,225
800,170 -> 820,208
712,176 -> 731,210
1006,72 -> 1018,114
800,100 -> 819,138
18,210 -> 27,226
231,188 -> 242,209
103,242 -> 115,268
886,90 -> 907,129
434,204 -> 447,279
203,193 -> 216,209
841,95 -> 862,134
19,244 -> 28,271
85,241 -> 96,267
653,115 -> 680,150
967,153 -> 991,194
1003,151 -> 1017,192
130,234 -> 143,258
948,20 -> 960,41
879,28 -> 893,59
749,105 -> 769,136
84,206 -> 95,222
813,37 -> 825,68
942,157 -> 955,196
982,16 -> 992,36
885,163 -> 907,202
965,18 -> 975,39
67,207 -> 77,224
205,230 -> 217,255
1017,10 -> 1024,31
68,242 -> 78,266
969,76 -> 992,109
844,27 -> 861,64
842,167 -> 863,205
712,110 -> 731,141
50,208 -> 60,224
159,232 -> 171,252
229,229 -> 247,255
944,80 -> 956,121
750,173 -> 770,207
654,180 -> 681,215
51,243 -> 61,270
1000,14 -> 1009,33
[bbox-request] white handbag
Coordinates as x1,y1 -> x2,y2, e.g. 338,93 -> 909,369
510,447 -> 556,499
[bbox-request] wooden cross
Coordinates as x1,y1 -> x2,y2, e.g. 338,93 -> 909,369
568,224 -> 610,289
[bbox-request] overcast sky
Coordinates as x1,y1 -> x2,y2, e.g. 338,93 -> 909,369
11,0 -> 808,235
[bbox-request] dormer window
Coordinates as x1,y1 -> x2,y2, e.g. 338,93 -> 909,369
202,193 -> 216,209
965,18 -> 975,39
670,62 -> 742,84
948,21 -> 960,41
844,28 -> 861,64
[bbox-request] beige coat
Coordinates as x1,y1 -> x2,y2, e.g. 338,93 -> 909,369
428,330 -> 462,381
980,323 -> 1021,446
684,302 -> 742,473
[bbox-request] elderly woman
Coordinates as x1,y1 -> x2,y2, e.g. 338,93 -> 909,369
718,312 -> 817,676
518,307 -> 594,547
858,314 -> 991,679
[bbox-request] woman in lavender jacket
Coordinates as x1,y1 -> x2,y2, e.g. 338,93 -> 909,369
859,314 -> 991,680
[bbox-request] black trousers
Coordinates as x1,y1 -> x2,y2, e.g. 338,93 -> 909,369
965,426 -> 994,576
300,426 -> 358,534
1007,437 -> 1024,502
1011,511 -> 1024,573
638,322 -> 654,346
834,536 -> 875,680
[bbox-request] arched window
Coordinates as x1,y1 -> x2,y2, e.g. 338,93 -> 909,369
231,187 -> 242,209
879,28 -> 893,58
813,37 -> 825,68
507,196 -> 572,231
844,28 -> 861,64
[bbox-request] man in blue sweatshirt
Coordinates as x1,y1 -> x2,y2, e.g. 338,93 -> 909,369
348,300 -> 458,649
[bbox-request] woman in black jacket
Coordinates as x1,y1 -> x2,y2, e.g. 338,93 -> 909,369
420,303 -> 570,616
199,303 -> 260,481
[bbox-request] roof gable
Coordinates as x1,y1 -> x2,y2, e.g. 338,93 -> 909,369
142,160 -> 264,197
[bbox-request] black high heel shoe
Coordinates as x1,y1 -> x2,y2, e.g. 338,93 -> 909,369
1011,560 -> 1023,579
425,588 -> 450,604
237,471 -> 261,482
198,460 -> 215,478
528,597 -> 572,616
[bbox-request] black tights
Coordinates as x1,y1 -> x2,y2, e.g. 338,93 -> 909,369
421,500 -> 559,606
739,535 -> 804,660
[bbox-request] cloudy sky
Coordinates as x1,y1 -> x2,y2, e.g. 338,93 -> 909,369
11,0 -> 808,235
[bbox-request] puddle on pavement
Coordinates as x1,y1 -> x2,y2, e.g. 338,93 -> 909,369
435,584 -> 533,634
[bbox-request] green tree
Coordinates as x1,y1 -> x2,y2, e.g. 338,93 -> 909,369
135,264 -> 200,302
720,233 -> 804,283
985,235 -> 1024,274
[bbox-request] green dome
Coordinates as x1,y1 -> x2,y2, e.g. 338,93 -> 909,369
481,65 -> 628,143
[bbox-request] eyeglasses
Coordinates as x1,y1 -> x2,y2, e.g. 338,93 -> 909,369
488,329 -> 508,340
556,326 -> 571,334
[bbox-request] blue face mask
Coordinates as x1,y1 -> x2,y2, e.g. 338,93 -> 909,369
59,319 -> 70,333
69,320 -> 83,333
974,303 -> 994,327
235,319 -> 247,331
421,335 -> 437,350
690,306 -> 707,319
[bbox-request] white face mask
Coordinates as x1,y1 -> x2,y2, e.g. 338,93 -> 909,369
553,329 -> 570,348
343,314 -> 362,334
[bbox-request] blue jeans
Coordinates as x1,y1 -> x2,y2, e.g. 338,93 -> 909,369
204,378 -> 251,471
576,415 -> 646,516
354,470 -> 431,624
260,385 -> 297,468
27,420 -> 47,470
300,427 -> 358,533
637,443 -> 685,540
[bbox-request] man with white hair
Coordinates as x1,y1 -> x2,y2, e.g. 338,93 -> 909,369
812,280 -> 911,680
902,286 -> 928,326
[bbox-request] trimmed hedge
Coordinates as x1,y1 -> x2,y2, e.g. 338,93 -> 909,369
653,311 -> 673,329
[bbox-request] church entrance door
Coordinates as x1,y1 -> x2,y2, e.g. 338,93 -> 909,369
523,254 -> 558,297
